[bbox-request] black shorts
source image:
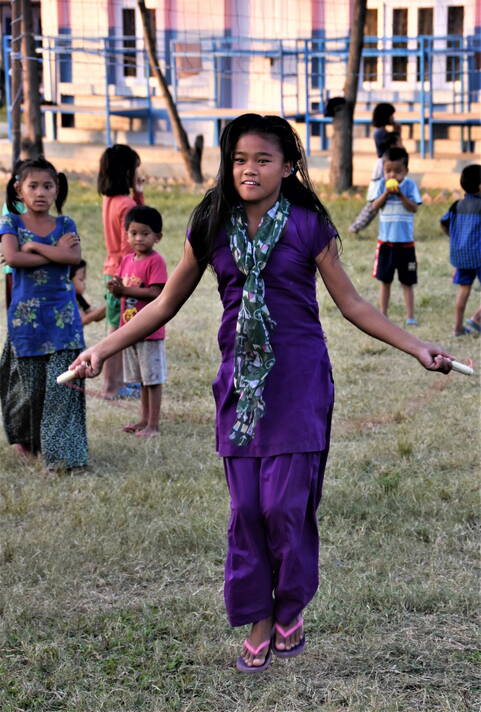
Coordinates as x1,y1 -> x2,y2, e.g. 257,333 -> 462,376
372,241 -> 417,285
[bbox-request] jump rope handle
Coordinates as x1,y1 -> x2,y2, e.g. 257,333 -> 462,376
56,369 -> 79,385
449,360 -> 474,376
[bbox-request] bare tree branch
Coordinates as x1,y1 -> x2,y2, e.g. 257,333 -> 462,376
137,0 -> 203,184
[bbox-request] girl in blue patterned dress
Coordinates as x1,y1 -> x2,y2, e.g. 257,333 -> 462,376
0,158 -> 87,468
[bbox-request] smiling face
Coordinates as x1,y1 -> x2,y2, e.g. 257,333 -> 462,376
126,221 -> 160,257
232,132 -> 292,214
17,169 -> 58,214
383,159 -> 407,184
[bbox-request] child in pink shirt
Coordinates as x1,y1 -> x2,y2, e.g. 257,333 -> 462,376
107,205 -> 168,437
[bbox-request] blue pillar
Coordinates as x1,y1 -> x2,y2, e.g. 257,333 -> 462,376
219,30 -> 232,107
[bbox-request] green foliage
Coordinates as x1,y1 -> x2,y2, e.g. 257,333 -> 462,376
0,183 -> 478,711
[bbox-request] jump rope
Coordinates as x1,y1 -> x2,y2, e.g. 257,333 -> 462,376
57,358 -> 474,424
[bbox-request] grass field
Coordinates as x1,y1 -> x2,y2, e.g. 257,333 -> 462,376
0,181 -> 479,712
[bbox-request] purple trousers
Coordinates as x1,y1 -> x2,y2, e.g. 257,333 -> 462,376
223,448 -> 329,627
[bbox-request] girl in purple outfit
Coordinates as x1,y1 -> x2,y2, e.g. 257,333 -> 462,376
68,114 -> 454,672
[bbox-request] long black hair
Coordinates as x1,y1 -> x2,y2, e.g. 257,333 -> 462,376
372,102 -> 395,128
97,144 -> 140,196
188,113 -> 336,269
6,158 -> 68,214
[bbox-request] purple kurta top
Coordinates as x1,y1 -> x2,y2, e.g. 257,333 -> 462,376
209,204 -> 336,457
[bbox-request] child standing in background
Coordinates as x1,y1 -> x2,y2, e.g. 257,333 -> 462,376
371,147 -> 422,325
0,158 -> 87,468
349,102 -> 403,234
440,164 -> 481,336
349,131 -> 402,233
372,102 -> 402,157
97,144 -> 144,399
108,206 -> 167,437
70,259 -> 106,326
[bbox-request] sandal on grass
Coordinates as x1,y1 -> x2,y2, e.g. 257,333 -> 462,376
453,327 -> 472,337
272,617 -> 306,658
466,319 -> 481,333
236,638 -> 272,673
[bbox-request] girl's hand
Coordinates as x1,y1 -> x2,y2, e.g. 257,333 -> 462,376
107,276 -> 123,296
21,241 -> 37,253
69,347 -> 104,379
415,341 -> 455,373
58,232 -> 80,248
134,168 -> 145,193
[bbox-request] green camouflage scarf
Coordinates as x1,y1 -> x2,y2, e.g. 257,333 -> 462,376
227,194 -> 290,446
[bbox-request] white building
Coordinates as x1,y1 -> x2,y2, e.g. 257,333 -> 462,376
5,0 -> 480,149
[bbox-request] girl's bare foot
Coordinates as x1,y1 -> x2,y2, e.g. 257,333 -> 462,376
12,443 -> 34,458
134,426 -> 159,438
122,422 -> 147,433
274,615 -> 304,653
239,617 -> 272,668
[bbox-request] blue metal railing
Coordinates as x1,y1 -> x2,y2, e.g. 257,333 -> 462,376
2,32 -> 480,155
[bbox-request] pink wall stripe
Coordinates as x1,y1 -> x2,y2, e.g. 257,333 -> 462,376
57,0 -> 70,28
107,0 -> 115,29
311,0 -> 325,31
224,0 -> 233,33
164,0 -> 176,31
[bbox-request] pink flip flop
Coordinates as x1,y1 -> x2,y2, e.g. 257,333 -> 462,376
236,638 -> 272,673
272,617 -> 305,658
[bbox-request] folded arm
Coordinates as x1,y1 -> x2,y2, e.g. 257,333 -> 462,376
2,233 -> 49,267
21,232 -> 81,264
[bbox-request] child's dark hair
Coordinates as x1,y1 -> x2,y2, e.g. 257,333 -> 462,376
125,205 -> 163,234
378,131 -> 400,155
372,102 -> 396,128
324,96 -> 346,118
97,144 -> 140,196
6,158 -> 68,214
383,146 -> 409,169
460,164 -> 481,194
70,258 -> 86,280
188,113 -> 338,269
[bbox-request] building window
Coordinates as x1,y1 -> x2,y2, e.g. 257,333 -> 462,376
123,8 -> 136,77
174,43 -> 202,78
363,9 -> 378,82
417,8 -> 433,81
392,8 -> 408,81
446,6 -> 463,82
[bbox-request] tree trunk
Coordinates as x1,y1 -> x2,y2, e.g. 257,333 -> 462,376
329,0 -> 367,192
11,0 -> 22,166
137,0 -> 203,184
21,0 -> 43,158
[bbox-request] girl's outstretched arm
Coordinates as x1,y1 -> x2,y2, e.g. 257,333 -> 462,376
70,241 -> 203,378
316,239 -> 455,372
